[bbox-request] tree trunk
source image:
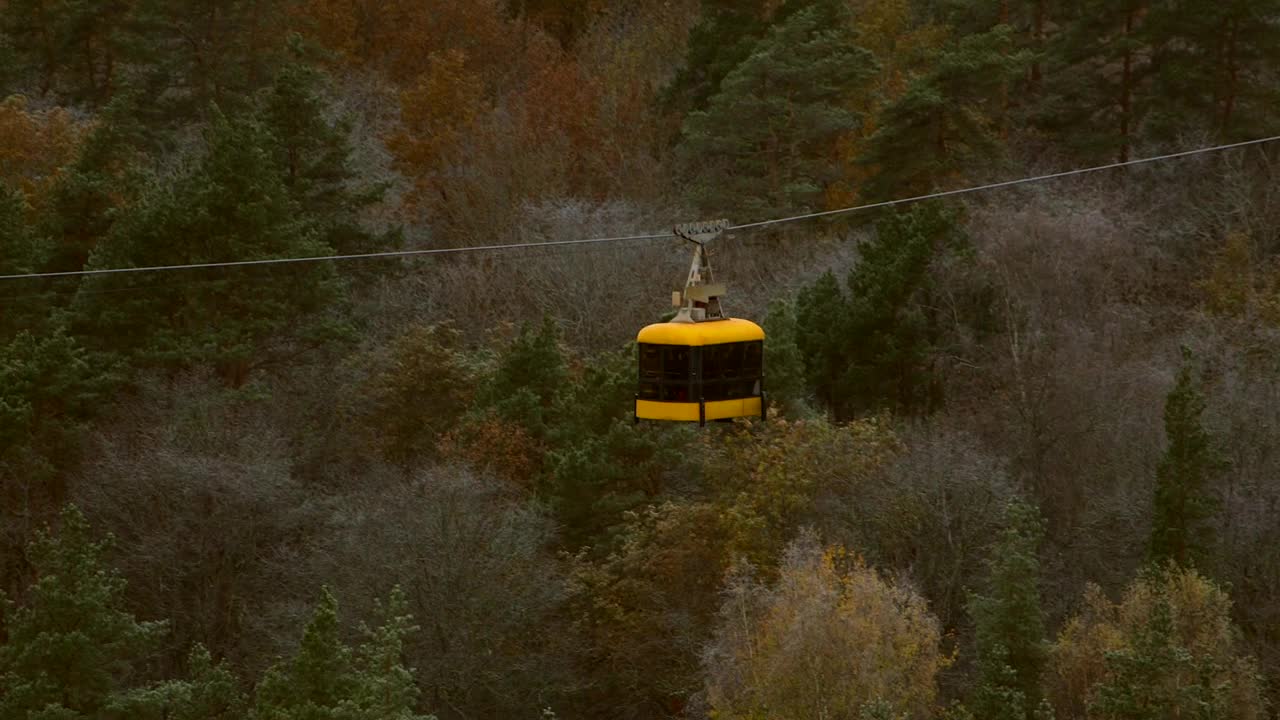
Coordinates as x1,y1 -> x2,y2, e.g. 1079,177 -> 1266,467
1118,6 -> 1135,163
998,0 -> 1010,138
1030,0 -> 1046,88
1220,17 -> 1240,137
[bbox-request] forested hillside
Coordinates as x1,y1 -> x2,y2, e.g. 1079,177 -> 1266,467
2,0 -> 1279,718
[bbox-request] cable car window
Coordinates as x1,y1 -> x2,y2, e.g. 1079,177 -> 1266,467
743,341 -> 762,372
702,344 -> 725,381
661,384 -> 690,402
639,344 -> 662,378
663,347 -> 690,380
720,342 -> 744,379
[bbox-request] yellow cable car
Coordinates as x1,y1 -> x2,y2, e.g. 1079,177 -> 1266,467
634,220 -> 766,425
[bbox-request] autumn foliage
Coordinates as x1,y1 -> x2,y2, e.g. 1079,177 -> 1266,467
3,0 -> 1280,718
0,95 -> 85,210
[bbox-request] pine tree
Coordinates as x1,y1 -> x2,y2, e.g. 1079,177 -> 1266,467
71,109 -> 349,386
678,2 -> 876,218
794,269 -> 848,413
1087,572 -> 1229,720
252,586 -> 431,720
661,0 -> 773,115
256,50 -> 390,259
0,332 -> 110,592
1036,0 -> 1151,162
1142,0 -> 1280,142
761,298 -> 812,417
477,316 -> 569,441
547,420 -> 683,548
0,0 -> 132,104
0,506 -> 166,719
794,204 -> 957,419
124,0 -> 290,123
350,588 -> 425,720
0,184 -> 54,337
967,498 -> 1048,720
1149,354 -> 1226,568
106,645 -> 247,720
39,89 -> 155,278
859,26 -> 1028,202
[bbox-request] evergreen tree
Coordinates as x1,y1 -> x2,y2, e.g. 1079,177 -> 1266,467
0,0 -> 132,103
859,26 -> 1028,202
71,109 -> 349,386
476,317 -> 569,441
967,498 -> 1049,720
0,330 -> 110,593
0,184 -> 42,276
761,298 -> 812,417
661,0 -> 773,115
0,506 -> 166,719
252,587 -> 431,720
794,204 -> 958,419
256,51 -> 390,258
39,89 -> 155,278
1143,0 -> 1280,142
124,0 -> 290,123
547,420 -> 684,549
253,589 -> 356,718
1149,354 -> 1226,568
107,645 -> 246,720
349,589 -> 424,720
0,329 -> 106,461
1036,0 -> 1150,162
678,2 -> 876,218
794,270 -> 848,413
1088,572 -> 1229,720
0,184 -> 54,337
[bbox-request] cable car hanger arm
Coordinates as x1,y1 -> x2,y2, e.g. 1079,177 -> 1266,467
671,219 -> 730,323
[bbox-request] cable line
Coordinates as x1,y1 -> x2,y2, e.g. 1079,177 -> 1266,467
728,134 -> 1280,231
0,231 -> 675,281
1,135 -> 1276,282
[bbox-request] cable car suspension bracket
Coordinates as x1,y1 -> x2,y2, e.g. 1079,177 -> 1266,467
671,219 -> 730,323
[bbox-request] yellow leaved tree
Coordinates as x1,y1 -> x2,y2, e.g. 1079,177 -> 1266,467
1198,231 -> 1280,326
0,95 -> 86,213
1046,565 -> 1266,720
705,532 -> 946,719
704,417 -> 901,574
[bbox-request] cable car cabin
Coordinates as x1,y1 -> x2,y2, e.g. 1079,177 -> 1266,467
635,318 -> 766,425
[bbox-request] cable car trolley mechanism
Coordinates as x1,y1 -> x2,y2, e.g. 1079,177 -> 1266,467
634,219 -> 766,426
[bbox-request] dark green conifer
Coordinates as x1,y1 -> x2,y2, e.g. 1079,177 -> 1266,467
859,26 -> 1028,202
107,645 -> 246,720
678,2 -> 876,218
252,587 -> 430,720
0,506 -> 166,719
967,498 -> 1048,720
662,0 -> 773,115
1149,354 -> 1226,569
478,317 -> 569,440
1143,0 -> 1280,141
257,51 -> 390,258
794,270 -> 849,414
761,298 -> 812,417
794,204 -> 957,419
71,109 -> 349,386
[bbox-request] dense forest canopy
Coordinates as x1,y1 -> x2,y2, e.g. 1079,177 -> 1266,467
1,0 -> 1279,718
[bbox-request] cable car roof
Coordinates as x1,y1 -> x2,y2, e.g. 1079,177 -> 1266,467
636,318 -> 764,346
